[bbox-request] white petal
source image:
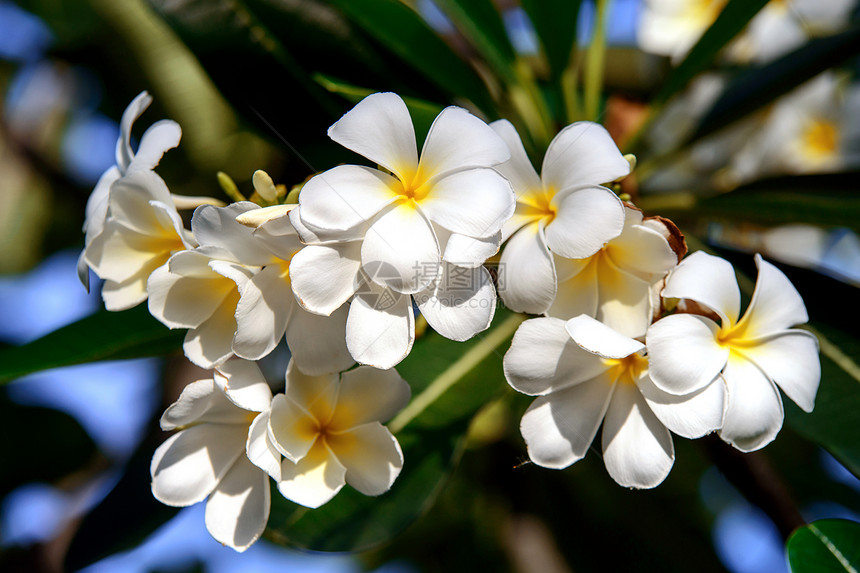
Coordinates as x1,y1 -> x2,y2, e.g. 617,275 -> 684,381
94,222 -> 176,284
594,257 -> 653,339
151,423 -> 245,506
498,222 -> 556,314
544,185 -> 624,259
646,314 -> 728,395
333,367 -> 411,428
204,456 -> 269,552
420,168 -> 514,238
215,359 -> 273,412
160,378 -> 218,430
268,393 -> 319,462
742,331 -> 820,413
346,282 -> 414,369
329,422 -> 403,496
101,274 -> 149,311
547,257 -> 598,320
520,376 -> 615,469
298,166 -> 399,232
129,119 -> 182,172
719,354 -> 784,452
733,255 -> 809,339
608,213 -> 678,282
417,106 -> 509,180
362,203 -> 440,294
565,314 -> 644,359
504,317 -> 608,396
415,263 -> 495,341
191,203 -> 274,265
235,204 -> 293,229
232,265 -> 293,361
116,91 -> 152,172
601,383 -> 674,489
277,442 -> 346,509
441,231 -> 501,268
638,374 -> 726,439
327,92 -> 419,183
662,251 -> 740,326
289,243 -> 361,316
283,360 -> 340,418
247,411 -> 282,480
107,172 -> 174,233
288,206 -> 367,245
541,122 -> 630,191
147,254 -> 234,330
83,165 -> 120,243
182,290 -> 240,369
285,304 -> 355,376
489,119 -> 543,194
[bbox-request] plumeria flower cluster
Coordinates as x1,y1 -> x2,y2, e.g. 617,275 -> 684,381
79,90 -> 820,548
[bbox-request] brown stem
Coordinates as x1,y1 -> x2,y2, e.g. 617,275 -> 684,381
702,435 -> 805,540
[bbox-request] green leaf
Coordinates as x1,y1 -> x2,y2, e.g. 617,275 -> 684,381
787,519 -> 860,572
0,398 -> 99,496
520,0 -> 582,80
690,25 -> 860,142
324,0 -> 496,114
315,74 -> 444,147
265,311 -> 525,551
433,0 -> 517,85
0,306 -> 184,385
694,173 -> 860,232
654,0 -> 769,105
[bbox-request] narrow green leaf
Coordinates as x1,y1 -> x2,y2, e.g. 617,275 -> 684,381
787,519 -> 860,572
654,0 -> 769,104
314,73 -> 444,146
690,25 -> 860,142
433,0 -> 518,85
265,311 -> 524,551
324,0 -> 496,114
583,0 -> 608,121
520,0 -> 582,80
0,306 -> 184,384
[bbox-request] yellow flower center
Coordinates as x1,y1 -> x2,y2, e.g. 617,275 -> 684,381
604,352 -> 649,385
519,187 -> 558,225
802,119 -> 838,159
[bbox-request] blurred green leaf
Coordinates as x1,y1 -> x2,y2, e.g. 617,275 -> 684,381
324,0 -> 496,114
787,519 -> 860,572
691,25 -> 860,142
695,173 -> 860,232
65,429 -> 178,570
0,397 -> 99,496
0,306 -> 184,385
265,311 -> 524,551
315,74 -> 444,146
654,0 -> 769,105
433,0 -> 517,85
519,0 -> 582,80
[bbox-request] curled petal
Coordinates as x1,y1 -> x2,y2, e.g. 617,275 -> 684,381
289,243 -> 361,316
742,330 -> 820,413
638,374 -> 725,439
215,359 -> 272,412
191,203 -> 273,265
116,91 -> 153,172
130,119 -> 182,173
415,263 -> 495,342
232,264 -> 294,361
182,289 -> 241,369
247,411 -> 282,481
299,166 -> 399,233
441,230 -> 500,268
733,254 -> 809,339
565,314 -> 644,359
504,317 -> 608,396
601,383 -> 674,489
160,378 -> 218,431
646,313 -> 728,395
346,283 -> 414,369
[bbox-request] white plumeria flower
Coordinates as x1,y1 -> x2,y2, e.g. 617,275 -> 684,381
638,0 -> 727,62
504,315 -> 725,488
728,72 -> 860,184
289,92 -> 513,368
148,202 -> 353,373
78,91 -> 181,290
646,251 -> 820,452
84,169 -> 195,311
151,359 -> 278,552
267,360 -> 410,508
490,119 -> 628,315
549,205 -> 684,338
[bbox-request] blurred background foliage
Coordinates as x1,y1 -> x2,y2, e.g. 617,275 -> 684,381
1,0 -> 860,571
